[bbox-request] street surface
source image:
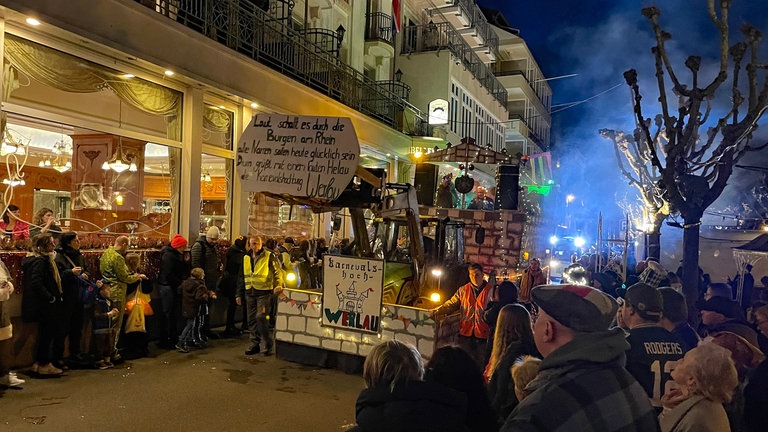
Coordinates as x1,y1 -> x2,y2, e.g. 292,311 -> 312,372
0,336 -> 362,431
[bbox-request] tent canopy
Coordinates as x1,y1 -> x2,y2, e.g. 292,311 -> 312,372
733,234 -> 768,255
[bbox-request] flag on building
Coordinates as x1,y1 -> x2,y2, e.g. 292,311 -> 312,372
392,0 -> 402,34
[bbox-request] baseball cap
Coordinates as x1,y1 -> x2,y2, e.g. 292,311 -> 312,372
625,283 -> 662,320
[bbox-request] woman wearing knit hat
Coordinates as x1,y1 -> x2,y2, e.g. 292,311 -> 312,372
157,234 -> 189,348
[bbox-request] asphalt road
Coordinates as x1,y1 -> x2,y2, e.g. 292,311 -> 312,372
0,336 -> 363,431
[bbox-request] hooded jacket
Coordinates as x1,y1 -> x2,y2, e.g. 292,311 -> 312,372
190,238 -> 221,290
501,328 -> 660,432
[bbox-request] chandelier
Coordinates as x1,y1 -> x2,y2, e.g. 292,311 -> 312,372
102,101 -> 137,173
0,139 -> 25,156
102,137 -> 137,173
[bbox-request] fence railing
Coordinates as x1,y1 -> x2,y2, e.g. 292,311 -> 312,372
135,0 -> 429,135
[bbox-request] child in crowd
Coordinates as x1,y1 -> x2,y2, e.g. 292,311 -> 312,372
177,268 -> 215,353
122,253 -> 153,360
511,355 -> 542,402
92,281 -> 118,369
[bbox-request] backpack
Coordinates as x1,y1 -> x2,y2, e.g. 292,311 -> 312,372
78,276 -> 99,305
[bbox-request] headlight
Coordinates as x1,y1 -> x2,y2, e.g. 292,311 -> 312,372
574,237 -> 586,248
549,259 -> 559,269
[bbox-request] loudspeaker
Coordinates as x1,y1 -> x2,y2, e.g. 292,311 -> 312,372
495,165 -> 519,210
414,164 -> 438,206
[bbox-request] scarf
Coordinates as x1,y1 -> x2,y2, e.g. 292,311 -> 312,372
46,252 -> 63,294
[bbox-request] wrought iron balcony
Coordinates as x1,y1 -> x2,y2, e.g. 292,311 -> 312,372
433,0 -> 499,57
401,22 -> 507,106
365,12 -> 394,45
135,0 -> 428,136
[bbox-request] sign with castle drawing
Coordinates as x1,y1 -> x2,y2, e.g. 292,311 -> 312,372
236,114 -> 359,200
322,255 -> 384,334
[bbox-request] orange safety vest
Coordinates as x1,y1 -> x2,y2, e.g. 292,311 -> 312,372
458,282 -> 491,339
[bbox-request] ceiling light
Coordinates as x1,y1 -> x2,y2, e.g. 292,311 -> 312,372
218,105 -> 225,109
26,18 -> 41,26
250,102 -> 259,109
122,74 -> 135,79
164,70 -> 174,76
103,138 -> 133,173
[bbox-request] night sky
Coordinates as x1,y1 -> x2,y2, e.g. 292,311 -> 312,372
478,0 -> 768,230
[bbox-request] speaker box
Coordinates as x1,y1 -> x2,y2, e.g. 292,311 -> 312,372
495,165 -> 519,210
414,163 -> 438,206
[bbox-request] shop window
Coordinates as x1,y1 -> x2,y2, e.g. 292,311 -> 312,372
200,155 -> 232,239
0,114 -> 181,249
202,105 -> 234,150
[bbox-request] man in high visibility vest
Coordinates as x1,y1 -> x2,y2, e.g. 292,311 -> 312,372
431,263 -> 493,368
236,236 -> 282,356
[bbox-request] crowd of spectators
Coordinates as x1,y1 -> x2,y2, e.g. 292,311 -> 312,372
359,252 -> 768,431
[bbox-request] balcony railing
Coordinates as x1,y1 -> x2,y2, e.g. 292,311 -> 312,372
444,0 -> 499,57
365,12 -> 394,45
135,0 -> 428,135
304,28 -> 342,55
402,22 -> 507,106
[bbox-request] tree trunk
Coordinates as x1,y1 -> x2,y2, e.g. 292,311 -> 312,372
681,221 -> 701,326
647,232 -> 661,261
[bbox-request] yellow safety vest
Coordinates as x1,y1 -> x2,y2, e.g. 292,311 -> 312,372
243,251 -> 273,291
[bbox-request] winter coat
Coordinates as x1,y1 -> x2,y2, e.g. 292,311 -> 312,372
501,328 -> 660,432
658,395 -> 730,432
486,340 -> 538,424
180,277 -> 209,319
190,238 -> 221,290
21,254 -> 63,323
158,245 -> 188,290
54,245 -> 86,307
351,380 -> 468,432
218,244 -> 246,297
99,246 -> 141,304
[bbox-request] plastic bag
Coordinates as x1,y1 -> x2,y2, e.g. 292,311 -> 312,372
125,302 -> 146,333
125,290 -> 153,316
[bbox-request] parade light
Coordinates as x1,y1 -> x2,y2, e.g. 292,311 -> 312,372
574,237 -> 586,248
549,235 -> 558,245
429,292 -> 441,303
549,259 -> 559,269
285,272 -> 297,282
431,268 -> 443,277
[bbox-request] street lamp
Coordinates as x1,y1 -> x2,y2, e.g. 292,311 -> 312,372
336,24 -> 346,42
394,68 -> 403,82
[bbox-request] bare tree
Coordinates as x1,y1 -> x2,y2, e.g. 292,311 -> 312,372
623,1 -> 768,318
600,128 -> 670,260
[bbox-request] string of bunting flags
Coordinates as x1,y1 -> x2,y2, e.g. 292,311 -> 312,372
382,306 -> 434,329
278,292 -> 319,312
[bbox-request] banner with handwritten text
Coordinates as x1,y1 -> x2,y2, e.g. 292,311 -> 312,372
236,114 -> 359,200
322,255 -> 384,334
